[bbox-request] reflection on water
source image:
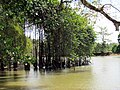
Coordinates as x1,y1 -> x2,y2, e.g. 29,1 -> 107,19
0,56 -> 120,90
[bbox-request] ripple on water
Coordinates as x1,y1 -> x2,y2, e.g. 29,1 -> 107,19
0,56 -> 120,90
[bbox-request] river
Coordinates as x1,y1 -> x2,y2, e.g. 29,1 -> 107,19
0,56 -> 120,90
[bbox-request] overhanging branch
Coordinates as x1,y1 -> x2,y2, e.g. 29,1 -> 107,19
102,4 -> 120,13
81,0 -> 120,31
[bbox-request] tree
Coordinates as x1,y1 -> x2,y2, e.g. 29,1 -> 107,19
114,34 -> 120,53
112,44 -> 118,53
0,0 -> 96,70
0,20 -> 26,71
0,2 -> 34,70
96,26 -> 112,53
94,43 -> 102,53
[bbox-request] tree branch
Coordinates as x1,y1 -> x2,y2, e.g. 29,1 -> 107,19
81,0 -> 120,31
102,4 -> 120,13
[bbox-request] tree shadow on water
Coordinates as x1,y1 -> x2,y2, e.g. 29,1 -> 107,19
0,71 -> 26,90
0,85 -> 49,90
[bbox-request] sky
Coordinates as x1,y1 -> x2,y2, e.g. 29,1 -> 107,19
71,0 -> 120,43
94,0 -> 120,43
94,14 -> 119,43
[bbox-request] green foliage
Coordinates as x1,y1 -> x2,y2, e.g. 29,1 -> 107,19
94,43 -> 118,53
44,7 -> 96,60
116,45 -> 120,53
1,0 -> 96,66
112,44 -> 118,53
24,37 -> 33,56
22,55 -> 36,64
0,1 -> 34,67
118,34 -> 120,38
0,17 -> 26,65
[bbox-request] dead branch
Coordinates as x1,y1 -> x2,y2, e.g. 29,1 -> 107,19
81,0 -> 120,31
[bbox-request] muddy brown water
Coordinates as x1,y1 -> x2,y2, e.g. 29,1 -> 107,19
0,56 -> 120,90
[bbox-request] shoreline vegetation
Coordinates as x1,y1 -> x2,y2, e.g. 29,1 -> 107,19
1,0 -> 120,72
1,54 -> 119,71
94,52 -> 120,56
109,53 -> 120,56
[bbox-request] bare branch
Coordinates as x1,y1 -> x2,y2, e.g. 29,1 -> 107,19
102,4 -> 120,13
81,0 -> 120,31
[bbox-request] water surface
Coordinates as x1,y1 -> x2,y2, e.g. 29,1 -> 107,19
0,56 -> 120,90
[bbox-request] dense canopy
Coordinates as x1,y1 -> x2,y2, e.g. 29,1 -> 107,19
0,0 -> 97,71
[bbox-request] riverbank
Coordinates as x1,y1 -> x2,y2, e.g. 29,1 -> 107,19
109,53 -> 120,56
94,52 -> 120,56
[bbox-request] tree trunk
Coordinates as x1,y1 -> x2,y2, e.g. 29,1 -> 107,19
13,61 -> 17,71
39,41 -> 44,70
0,61 -> 4,71
47,39 -> 51,70
33,26 -> 38,70
34,45 -> 38,70
79,57 -> 82,66
8,56 -> 11,71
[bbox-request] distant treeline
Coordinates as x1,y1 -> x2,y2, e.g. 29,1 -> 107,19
94,43 -> 120,56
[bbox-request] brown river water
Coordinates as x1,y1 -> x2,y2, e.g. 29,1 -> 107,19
0,56 -> 120,90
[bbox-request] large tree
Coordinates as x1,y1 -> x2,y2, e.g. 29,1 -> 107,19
0,0 -> 96,70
